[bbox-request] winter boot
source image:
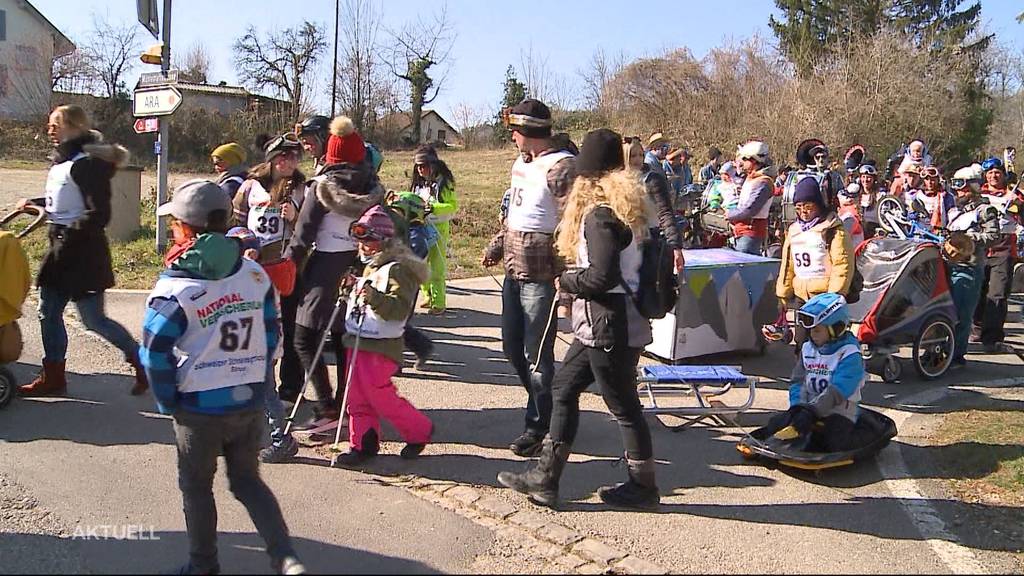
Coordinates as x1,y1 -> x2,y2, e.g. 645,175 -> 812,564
260,436 -> 300,464
496,437 -> 571,508
334,429 -> 380,467
597,457 -> 660,511
18,360 -> 67,397
509,431 -> 545,457
128,355 -> 150,396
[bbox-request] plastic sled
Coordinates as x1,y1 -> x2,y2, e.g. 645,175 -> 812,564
736,408 -> 897,471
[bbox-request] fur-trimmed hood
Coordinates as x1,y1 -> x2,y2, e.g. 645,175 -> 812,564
368,239 -> 431,284
316,167 -> 384,217
56,131 -> 129,167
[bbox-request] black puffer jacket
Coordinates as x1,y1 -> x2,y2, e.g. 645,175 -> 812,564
640,169 -> 683,249
560,206 -> 653,350
36,132 -> 127,300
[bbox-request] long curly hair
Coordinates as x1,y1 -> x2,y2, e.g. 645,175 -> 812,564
556,170 -> 649,261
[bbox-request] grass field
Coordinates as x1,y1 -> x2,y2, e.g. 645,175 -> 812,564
934,410 -> 1024,506
8,148 -> 516,289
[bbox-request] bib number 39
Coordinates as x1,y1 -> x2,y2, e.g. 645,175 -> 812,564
256,216 -> 281,235
219,317 -> 254,352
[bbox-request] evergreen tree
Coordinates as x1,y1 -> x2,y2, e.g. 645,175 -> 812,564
493,65 -> 528,143
769,0 -> 887,76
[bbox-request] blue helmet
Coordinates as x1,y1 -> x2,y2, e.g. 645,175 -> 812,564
981,157 -> 1004,173
797,293 -> 849,330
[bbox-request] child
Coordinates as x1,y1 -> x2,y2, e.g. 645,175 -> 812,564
335,206 -> 434,465
141,180 -> 304,575
387,191 -> 437,369
410,145 -> 458,314
837,183 -> 865,247
227,226 -> 299,463
766,293 -> 872,452
776,177 -> 854,347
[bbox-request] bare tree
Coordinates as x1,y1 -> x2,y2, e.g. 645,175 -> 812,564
450,101 -> 490,148
234,22 -> 328,122
386,5 -> 456,144
578,47 -> 625,112
179,41 -> 213,84
52,48 -> 98,93
334,0 -> 388,133
82,14 -> 140,99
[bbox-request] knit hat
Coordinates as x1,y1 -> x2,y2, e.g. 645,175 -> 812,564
211,143 -> 246,167
737,140 -> 771,165
326,116 -> 366,165
577,129 -> 625,178
350,205 -> 395,240
793,176 -> 826,210
507,99 -> 552,139
414,145 -> 439,166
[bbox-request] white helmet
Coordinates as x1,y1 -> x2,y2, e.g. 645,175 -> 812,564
737,141 -> 770,164
951,164 -> 983,192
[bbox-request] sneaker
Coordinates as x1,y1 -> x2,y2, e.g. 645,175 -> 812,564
948,358 -> 967,371
983,342 -> 1011,354
400,443 -> 427,459
509,432 -> 544,458
274,555 -> 306,575
426,308 -> 447,316
260,436 -> 299,464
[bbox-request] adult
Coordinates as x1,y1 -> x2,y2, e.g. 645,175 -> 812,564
945,165 -> 1002,368
836,183 -> 865,248
644,133 -> 668,175
890,159 -> 925,199
211,142 -> 249,199
285,116 -> 383,431
662,148 -> 693,197
410,145 -> 458,314
482,99 -> 577,457
624,139 -> 686,271
857,164 -> 884,238
727,141 -> 777,255
295,115 -> 331,175
909,166 -> 955,231
699,147 -> 723,184
232,134 -> 306,402
15,105 -> 147,397
974,157 -> 1023,353
497,128 -> 658,510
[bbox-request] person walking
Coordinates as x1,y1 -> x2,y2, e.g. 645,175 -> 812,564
410,145 -> 458,314
211,142 -> 249,200
497,128 -> 658,511
16,105 -> 148,398
140,179 -> 304,575
483,99 -> 576,457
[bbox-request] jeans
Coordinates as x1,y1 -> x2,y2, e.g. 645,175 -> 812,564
733,235 -> 763,255
549,340 -> 653,460
951,264 -> 983,362
38,286 -> 138,362
501,278 -> 557,436
277,286 -> 304,399
974,254 -> 1014,346
264,364 -> 289,447
173,409 -> 295,573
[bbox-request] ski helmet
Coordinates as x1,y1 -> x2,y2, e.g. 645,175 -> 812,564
390,191 -> 427,225
796,293 -> 850,331
298,115 -> 331,144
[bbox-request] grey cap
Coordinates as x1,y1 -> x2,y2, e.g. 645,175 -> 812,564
157,179 -> 232,227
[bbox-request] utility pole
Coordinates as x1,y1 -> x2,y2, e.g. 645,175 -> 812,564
155,0 -> 173,253
331,0 -> 340,117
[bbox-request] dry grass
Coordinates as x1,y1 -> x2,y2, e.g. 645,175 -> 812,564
933,410 -> 1024,507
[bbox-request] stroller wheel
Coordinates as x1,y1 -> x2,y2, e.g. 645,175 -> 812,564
913,315 -> 955,380
0,366 -> 14,409
882,356 -> 902,384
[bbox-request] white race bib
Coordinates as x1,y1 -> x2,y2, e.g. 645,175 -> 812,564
788,224 -> 829,279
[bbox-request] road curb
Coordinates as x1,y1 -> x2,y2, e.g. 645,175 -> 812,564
379,475 -> 669,575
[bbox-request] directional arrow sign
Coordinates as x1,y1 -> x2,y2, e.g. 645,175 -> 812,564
133,86 -> 183,117
133,117 -> 160,134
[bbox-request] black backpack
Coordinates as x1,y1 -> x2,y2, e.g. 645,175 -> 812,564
621,231 -> 678,319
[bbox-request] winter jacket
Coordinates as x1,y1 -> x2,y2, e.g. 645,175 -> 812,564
946,196 -> 1003,269
560,206 -> 653,350
640,168 -> 683,249
342,241 -> 430,364
777,214 -> 854,302
727,169 -> 775,238
35,133 -> 128,300
980,184 -> 1024,258
216,166 -> 249,200
140,233 -> 278,416
232,162 -> 306,261
284,163 -> 384,266
416,176 -> 458,225
790,331 -> 864,422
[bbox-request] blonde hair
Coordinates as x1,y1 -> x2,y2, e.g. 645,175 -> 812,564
51,105 -> 91,135
556,170 -> 649,261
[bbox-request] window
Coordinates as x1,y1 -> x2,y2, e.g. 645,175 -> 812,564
437,130 -> 446,143
0,10 -> 6,41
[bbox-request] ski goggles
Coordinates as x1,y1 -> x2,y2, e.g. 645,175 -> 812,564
264,133 -> 303,160
981,157 -> 1004,172
795,311 -> 819,329
349,221 -> 386,241
501,108 -> 552,130
922,166 -> 941,179
858,165 -> 877,175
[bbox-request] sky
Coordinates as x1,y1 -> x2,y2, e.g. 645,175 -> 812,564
28,0 -> 1024,125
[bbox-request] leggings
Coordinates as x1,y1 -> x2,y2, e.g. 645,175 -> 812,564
294,324 -> 345,418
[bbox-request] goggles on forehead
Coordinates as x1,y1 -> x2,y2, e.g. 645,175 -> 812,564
266,132 -> 303,155
349,221 -> 384,241
501,108 -> 553,131
923,166 -> 940,178
859,165 -> 877,175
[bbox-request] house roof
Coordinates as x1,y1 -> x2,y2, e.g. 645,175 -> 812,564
382,109 -> 461,135
20,0 -> 75,57
175,82 -> 290,105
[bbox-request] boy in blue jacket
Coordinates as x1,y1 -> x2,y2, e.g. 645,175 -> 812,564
140,180 -> 304,575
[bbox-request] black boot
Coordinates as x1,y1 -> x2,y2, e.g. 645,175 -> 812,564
496,437 -> 571,508
597,457 -> 660,511
334,429 -> 380,467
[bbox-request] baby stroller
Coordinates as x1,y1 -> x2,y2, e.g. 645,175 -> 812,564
0,205 -> 44,408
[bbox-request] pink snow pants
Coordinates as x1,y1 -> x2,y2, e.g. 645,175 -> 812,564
345,349 -> 433,450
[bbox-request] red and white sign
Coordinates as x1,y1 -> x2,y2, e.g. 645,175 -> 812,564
133,118 -> 160,134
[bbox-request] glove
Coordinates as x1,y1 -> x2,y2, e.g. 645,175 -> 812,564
789,404 -> 817,437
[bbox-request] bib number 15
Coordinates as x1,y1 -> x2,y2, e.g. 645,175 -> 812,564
219,317 -> 254,352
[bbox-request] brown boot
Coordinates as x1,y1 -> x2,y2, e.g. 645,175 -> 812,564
18,360 -> 68,397
128,356 -> 149,396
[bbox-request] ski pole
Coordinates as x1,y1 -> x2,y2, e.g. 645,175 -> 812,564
330,302 -> 366,466
284,294 -> 346,436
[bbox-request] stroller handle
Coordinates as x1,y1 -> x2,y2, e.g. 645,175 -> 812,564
0,205 -> 47,239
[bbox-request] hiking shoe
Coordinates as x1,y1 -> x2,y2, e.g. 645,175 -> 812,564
260,436 -> 299,464
400,443 -> 427,459
597,480 -> 660,511
274,555 -> 306,575
333,448 -> 377,467
509,432 -> 544,458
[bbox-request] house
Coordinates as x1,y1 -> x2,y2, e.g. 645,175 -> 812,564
0,0 -> 75,121
173,81 -> 290,117
381,109 -> 463,147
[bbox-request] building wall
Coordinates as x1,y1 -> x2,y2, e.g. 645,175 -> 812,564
179,92 -> 248,117
0,0 -> 57,121
401,112 -> 463,146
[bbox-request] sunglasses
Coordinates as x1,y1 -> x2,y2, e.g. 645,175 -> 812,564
349,222 -> 384,241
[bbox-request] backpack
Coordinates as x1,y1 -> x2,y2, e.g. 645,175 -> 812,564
365,142 -> 384,174
621,230 -> 678,319
824,227 -> 863,304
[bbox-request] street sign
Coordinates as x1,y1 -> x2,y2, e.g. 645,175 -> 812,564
134,118 -> 160,134
133,86 -> 183,117
137,0 -> 159,39
138,69 -> 178,88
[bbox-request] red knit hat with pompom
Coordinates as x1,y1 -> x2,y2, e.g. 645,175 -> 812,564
325,116 -> 367,165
